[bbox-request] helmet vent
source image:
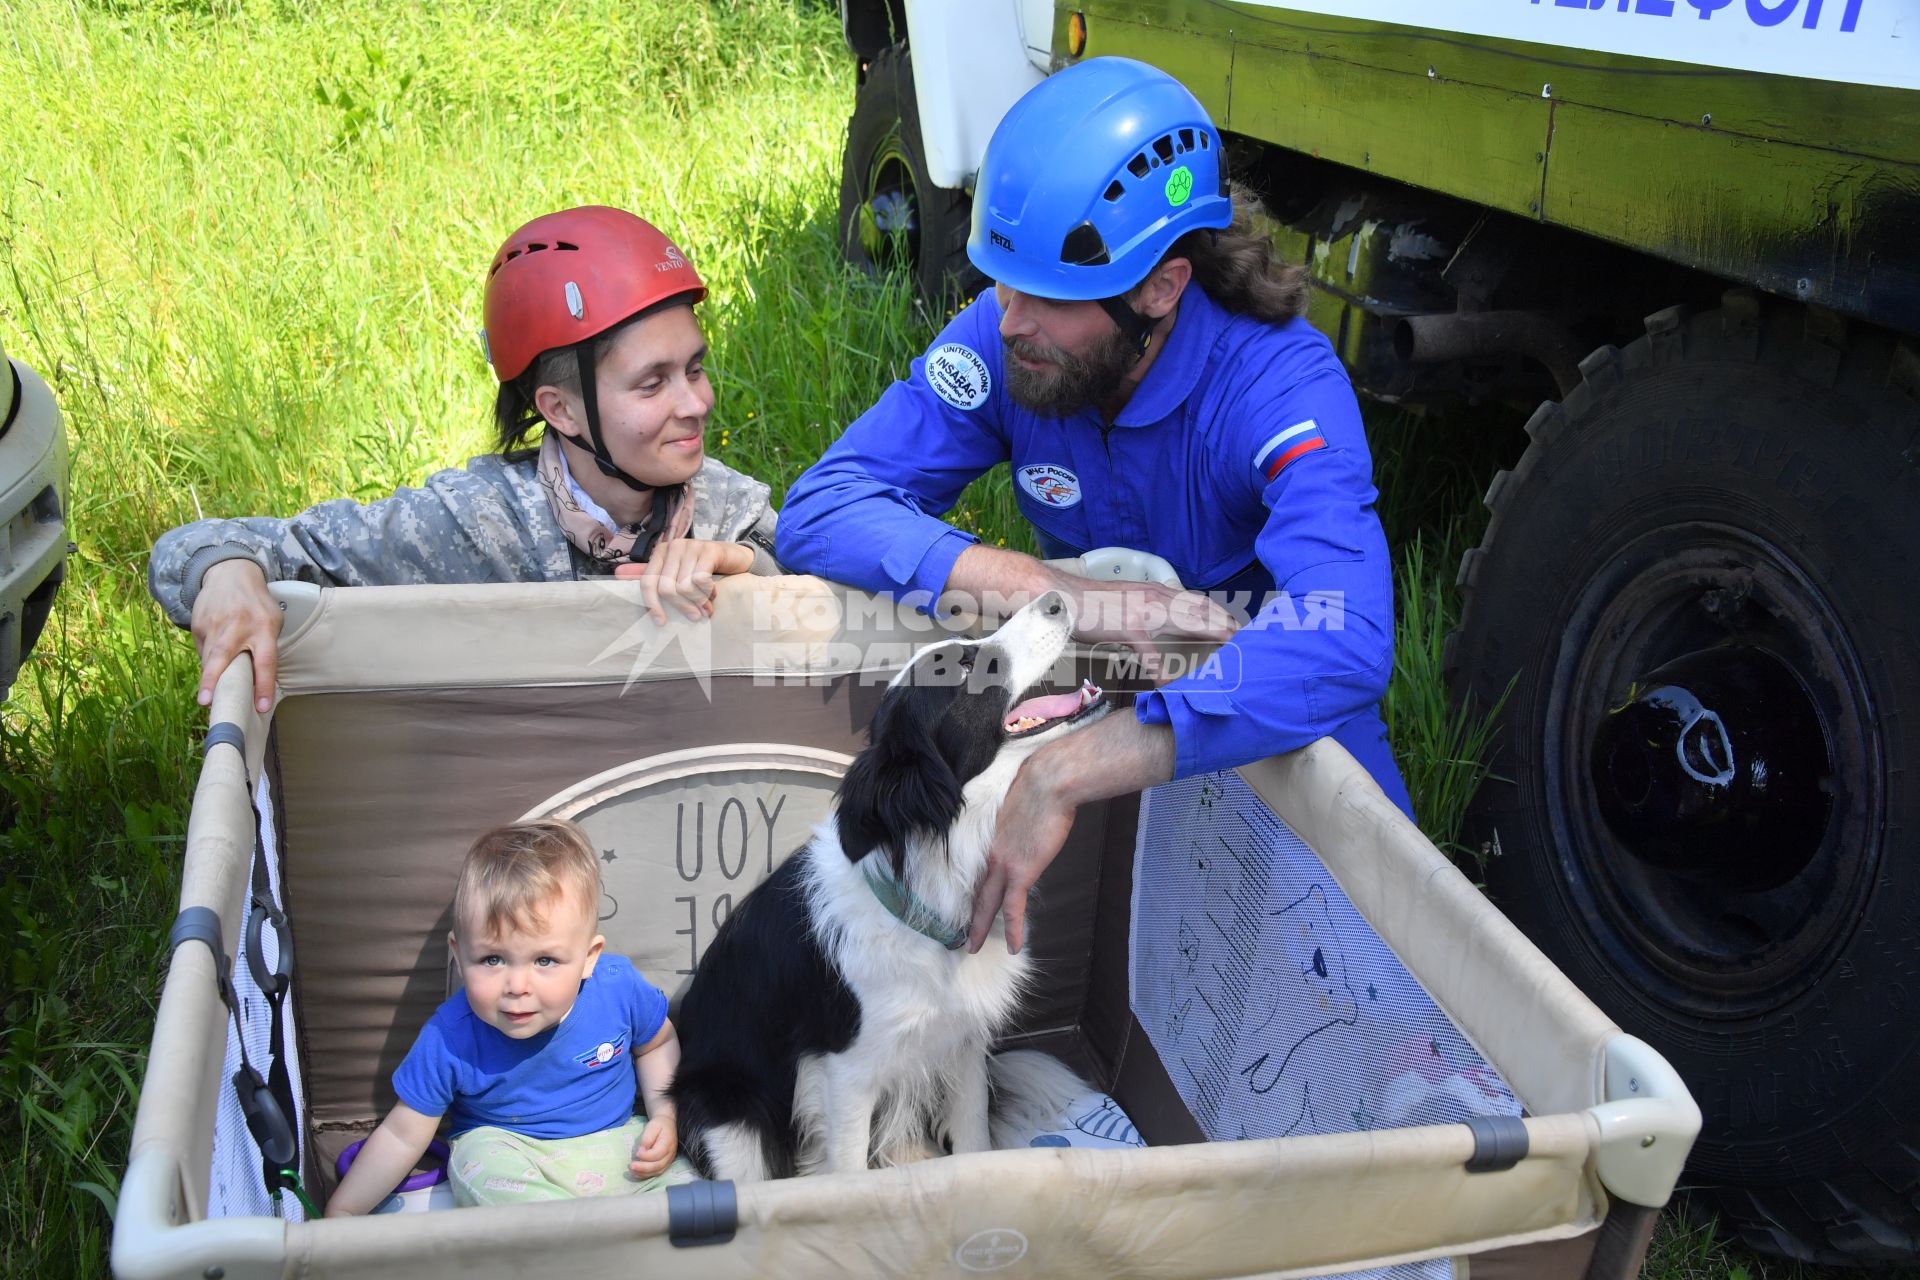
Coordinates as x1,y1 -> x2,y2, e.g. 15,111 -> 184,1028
1127,154 -> 1151,179
1179,128 -> 1195,151
1103,180 -> 1125,203
555,241 -> 579,251
1199,130 -> 1211,150
1060,221 -> 1111,267
526,242 -> 548,253
1152,135 -> 1175,165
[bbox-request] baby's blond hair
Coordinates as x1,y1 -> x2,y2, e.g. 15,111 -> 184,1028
453,818 -> 602,939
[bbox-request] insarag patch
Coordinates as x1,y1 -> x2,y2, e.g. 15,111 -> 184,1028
926,344 -> 991,410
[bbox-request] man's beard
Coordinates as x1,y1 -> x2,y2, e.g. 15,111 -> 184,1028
1003,328 -> 1139,417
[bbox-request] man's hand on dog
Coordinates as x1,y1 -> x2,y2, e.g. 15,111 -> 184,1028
970,751 -> 1075,956
972,714 -> 1178,954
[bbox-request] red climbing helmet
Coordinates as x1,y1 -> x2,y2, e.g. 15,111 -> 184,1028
481,206 -> 706,382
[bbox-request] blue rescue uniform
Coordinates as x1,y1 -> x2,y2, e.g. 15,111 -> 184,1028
778,285 -> 1412,816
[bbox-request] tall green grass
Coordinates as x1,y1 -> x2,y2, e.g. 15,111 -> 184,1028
0,2 -> 1873,1278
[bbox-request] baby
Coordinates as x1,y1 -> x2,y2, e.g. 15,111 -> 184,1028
327,818 -> 691,1214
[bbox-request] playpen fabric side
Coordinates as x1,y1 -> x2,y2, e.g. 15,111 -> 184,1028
275,1117 -> 1605,1279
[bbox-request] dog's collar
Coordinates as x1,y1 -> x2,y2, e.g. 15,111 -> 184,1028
862,860 -> 967,950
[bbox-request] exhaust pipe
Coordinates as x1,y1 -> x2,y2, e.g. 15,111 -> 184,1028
1393,311 -> 1584,397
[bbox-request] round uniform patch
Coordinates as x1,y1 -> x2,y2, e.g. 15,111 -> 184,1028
1017,463 -> 1082,509
926,343 -> 992,411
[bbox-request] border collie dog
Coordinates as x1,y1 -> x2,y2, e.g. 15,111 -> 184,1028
670,592 -> 1104,1180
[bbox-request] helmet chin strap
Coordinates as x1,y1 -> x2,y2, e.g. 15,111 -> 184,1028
573,342 -> 658,494
568,342 -> 679,563
1096,295 -> 1157,359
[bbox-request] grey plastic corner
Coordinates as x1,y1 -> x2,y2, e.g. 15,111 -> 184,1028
269,580 -> 323,639
111,1150 -> 286,1280
1588,1034 -> 1703,1208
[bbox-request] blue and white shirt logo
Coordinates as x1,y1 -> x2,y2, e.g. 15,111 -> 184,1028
1017,463 -> 1082,508
926,344 -> 991,411
575,1032 -> 628,1070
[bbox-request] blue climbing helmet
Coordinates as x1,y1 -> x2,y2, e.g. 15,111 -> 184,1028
967,57 -> 1233,305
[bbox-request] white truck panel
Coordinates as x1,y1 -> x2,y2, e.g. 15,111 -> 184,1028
905,0 -> 1046,189
1019,0 -> 1057,69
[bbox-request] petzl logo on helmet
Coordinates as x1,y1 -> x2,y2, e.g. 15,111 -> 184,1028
1017,464 -> 1082,508
1165,166 -> 1194,207
990,230 -> 1015,252
926,344 -> 991,411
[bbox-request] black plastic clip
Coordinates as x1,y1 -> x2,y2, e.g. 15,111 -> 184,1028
204,721 -> 247,757
1464,1114 -> 1529,1173
168,905 -> 224,961
667,1179 -> 738,1247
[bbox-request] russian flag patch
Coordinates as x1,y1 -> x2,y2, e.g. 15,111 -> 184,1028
1252,420 -> 1326,482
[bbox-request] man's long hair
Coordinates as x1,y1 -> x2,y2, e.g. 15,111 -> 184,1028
1161,185 -> 1309,323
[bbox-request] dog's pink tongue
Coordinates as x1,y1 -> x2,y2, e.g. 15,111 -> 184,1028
1007,691 -> 1083,724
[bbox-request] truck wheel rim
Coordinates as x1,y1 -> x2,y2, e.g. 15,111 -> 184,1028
858,138 -> 920,272
1544,521 -> 1881,1018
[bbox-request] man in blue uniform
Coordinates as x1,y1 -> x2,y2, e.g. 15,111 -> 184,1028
779,58 -> 1411,952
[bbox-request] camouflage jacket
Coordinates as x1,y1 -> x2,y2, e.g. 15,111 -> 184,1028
147,451 -> 780,627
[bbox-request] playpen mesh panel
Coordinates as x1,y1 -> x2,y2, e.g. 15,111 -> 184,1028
208,774 -> 308,1222
1132,770 -> 1522,1280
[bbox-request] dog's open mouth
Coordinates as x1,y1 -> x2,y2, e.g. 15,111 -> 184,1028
1004,679 -> 1106,738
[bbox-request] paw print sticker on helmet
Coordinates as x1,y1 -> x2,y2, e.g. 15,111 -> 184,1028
1165,166 -> 1193,207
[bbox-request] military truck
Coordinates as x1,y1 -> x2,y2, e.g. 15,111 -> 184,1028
832,0 -> 1920,1264
0,330 -> 67,702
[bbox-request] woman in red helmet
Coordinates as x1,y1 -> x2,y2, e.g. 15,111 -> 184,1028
148,207 -> 780,714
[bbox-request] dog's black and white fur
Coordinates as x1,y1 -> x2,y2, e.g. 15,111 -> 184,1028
669,593 -> 1103,1180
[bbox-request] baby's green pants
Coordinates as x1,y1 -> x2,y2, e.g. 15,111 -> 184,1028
448,1116 -> 697,1206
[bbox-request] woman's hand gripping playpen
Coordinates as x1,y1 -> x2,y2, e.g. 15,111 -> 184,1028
629,1018 -> 683,1178
614,539 -> 755,626
191,558 -> 282,715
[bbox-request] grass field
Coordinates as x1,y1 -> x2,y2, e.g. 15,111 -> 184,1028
0,1 -> 1893,1276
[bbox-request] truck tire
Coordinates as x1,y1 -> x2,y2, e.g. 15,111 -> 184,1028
1449,292 -> 1920,1264
838,44 -> 983,307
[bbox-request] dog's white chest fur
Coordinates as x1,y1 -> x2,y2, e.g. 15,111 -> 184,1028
792,831 -> 1031,1173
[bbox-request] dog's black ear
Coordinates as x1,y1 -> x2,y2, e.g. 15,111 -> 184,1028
836,684 -> 964,873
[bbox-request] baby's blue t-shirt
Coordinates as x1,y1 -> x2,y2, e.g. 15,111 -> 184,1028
392,955 -> 668,1139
